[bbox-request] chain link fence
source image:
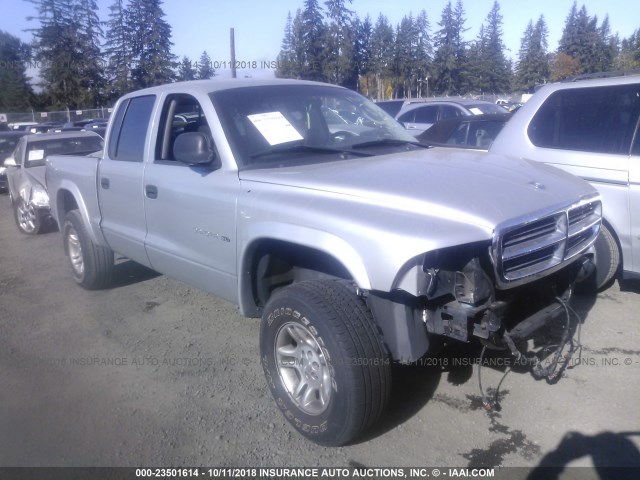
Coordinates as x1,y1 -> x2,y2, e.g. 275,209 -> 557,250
0,107 -> 113,126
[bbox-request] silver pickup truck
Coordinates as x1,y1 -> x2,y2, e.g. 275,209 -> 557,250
46,79 -> 601,446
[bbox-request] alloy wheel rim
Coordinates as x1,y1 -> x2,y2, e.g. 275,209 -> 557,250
18,201 -> 36,233
66,227 -> 84,277
274,322 -> 332,416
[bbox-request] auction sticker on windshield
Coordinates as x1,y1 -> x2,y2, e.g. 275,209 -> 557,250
28,150 -> 45,161
247,112 -> 303,146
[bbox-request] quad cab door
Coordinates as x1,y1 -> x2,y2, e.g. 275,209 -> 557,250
142,93 -> 239,303
98,95 -> 156,266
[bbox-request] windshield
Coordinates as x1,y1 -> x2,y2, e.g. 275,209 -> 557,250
210,84 -> 418,168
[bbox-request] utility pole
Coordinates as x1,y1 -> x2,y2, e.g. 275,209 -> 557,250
230,28 -> 237,79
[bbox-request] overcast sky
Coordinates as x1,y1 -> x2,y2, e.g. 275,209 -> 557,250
1,0 -> 638,78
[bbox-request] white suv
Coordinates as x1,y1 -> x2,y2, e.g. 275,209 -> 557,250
491,72 -> 640,289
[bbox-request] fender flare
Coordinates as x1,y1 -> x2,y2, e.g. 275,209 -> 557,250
53,180 -> 108,247
238,223 -> 371,317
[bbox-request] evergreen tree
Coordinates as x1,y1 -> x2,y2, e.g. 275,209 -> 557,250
196,51 -> 215,79
353,14 -> 373,95
291,9 -> 306,78
516,16 -> 550,91
300,0 -> 326,81
558,2 -> 616,74
616,29 -> 640,69
72,0 -> 104,107
0,30 -> 33,111
465,24 -> 488,93
323,0 -> 356,88
452,0 -> 469,88
432,0 -> 467,95
25,0 -> 82,108
558,1 -> 581,60
176,56 -> 196,81
414,10 -> 432,97
475,0 -> 511,93
104,0 -> 131,100
393,14 -> 415,98
127,0 -> 175,89
592,15 -> 617,73
370,14 -> 394,99
276,11 -> 297,78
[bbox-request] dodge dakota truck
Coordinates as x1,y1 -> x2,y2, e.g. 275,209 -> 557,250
46,79 -> 602,446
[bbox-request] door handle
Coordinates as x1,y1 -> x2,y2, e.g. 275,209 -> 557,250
145,185 -> 158,199
100,177 -> 110,189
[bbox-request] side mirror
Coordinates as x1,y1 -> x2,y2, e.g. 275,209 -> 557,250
3,157 -> 18,168
173,132 -> 220,168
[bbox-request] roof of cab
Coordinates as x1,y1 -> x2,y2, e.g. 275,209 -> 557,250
22,130 -> 103,142
119,78 -> 344,99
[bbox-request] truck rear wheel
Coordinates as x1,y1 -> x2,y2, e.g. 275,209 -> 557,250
260,280 -> 391,446
62,209 -> 114,290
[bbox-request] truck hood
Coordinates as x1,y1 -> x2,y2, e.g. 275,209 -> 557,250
239,148 -> 597,229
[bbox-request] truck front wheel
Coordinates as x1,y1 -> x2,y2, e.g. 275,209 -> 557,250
14,199 -> 42,235
260,280 -> 391,446
62,210 -> 114,290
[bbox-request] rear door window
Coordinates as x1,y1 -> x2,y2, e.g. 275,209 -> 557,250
528,84 -> 640,155
448,123 -> 469,145
107,95 -> 156,162
414,106 -> 438,124
440,105 -> 462,120
397,110 -> 416,123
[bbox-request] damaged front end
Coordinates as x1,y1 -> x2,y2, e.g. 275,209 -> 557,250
367,197 -> 602,364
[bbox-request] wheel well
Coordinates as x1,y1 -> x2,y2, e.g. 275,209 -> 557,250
58,190 -> 79,221
247,240 -> 354,310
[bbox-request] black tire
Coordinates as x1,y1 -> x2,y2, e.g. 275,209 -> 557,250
260,280 -> 391,446
592,224 -> 620,290
14,198 -> 42,235
62,209 -> 114,290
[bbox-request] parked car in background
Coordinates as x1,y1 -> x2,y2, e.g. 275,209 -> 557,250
81,120 -> 108,139
396,98 -> 507,136
8,122 -> 38,131
3,131 -> 104,234
24,124 -> 56,134
49,119 -> 108,134
491,71 -> 640,289
374,99 -> 406,117
417,113 -> 512,149
0,131 -> 29,192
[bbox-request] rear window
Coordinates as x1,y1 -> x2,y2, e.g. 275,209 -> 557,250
108,95 -> 155,162
528,84 -> 640,155
466,103 -> 506,115
375,100 -> 404,117
25,136 -> 104,167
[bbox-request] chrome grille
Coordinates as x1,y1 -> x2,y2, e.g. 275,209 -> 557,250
493,200 -> 601,287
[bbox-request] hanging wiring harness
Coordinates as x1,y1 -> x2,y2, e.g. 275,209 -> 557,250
478,296 -> 584,411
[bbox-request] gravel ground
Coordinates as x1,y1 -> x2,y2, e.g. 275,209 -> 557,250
0,192 -> 639,474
